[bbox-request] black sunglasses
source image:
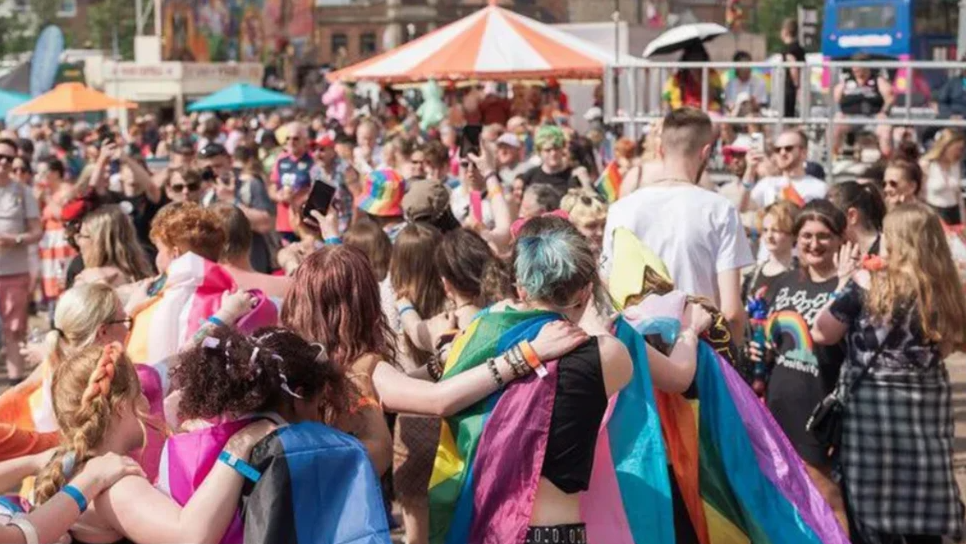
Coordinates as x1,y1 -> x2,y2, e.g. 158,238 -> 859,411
170,182 -> 202,193
0,154 -> 15,164
776,145 -> 799,154
105,317 -> 133,328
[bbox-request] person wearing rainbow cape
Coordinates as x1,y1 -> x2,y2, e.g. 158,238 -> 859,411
426,215 -> 852,544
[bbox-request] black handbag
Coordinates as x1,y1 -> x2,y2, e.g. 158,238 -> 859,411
806,325 -> 895,455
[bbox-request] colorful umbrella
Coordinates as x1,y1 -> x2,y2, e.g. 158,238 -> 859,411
187,83 -> 295,112
0,89 -> 30,118
10,83 -> 136,115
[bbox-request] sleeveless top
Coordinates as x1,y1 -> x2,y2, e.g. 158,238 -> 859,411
541,337 -> 607,494
840,75 -> 885,116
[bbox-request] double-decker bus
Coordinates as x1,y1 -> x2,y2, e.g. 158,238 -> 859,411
822,0 -> 958,61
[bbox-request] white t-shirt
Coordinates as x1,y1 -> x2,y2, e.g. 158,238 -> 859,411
602,184 -> 754,303
750,175 -> 827,209
450,185 -> 495,229
725,75 -> 769,108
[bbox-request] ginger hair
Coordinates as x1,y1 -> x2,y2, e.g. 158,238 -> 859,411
34,343 -> 143,504
150,201 -> 226,263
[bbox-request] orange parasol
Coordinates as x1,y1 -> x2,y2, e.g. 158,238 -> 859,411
11,83 -> 137,115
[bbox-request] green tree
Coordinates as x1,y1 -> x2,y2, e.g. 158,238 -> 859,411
87,0 -> 137,59
29,0 -> 60,27
0,13 -> 36,58
750,0 -> 821,53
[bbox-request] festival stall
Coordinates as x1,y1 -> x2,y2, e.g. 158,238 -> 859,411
186,83 -> 295,112
326,0 -> 644,84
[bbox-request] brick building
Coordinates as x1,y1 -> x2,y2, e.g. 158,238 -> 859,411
313,0 -> 568,67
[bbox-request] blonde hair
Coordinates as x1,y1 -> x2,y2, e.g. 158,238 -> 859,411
80,205 -> 153,282
560,188 -> 607,225
868,203 -> 966,353
641,119 -> 663,162
756,201 -> 800,233
44,284 -> 123,371
34,343 -> 143,504
922,129 -> 966,164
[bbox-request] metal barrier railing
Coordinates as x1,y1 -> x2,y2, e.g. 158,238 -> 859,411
604,60 -> 966,174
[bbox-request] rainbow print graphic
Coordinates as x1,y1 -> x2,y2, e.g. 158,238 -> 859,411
357,168 -> 405,217
595,161 -> 622,203
767,310 -> 815,362
780,183 -> 807,207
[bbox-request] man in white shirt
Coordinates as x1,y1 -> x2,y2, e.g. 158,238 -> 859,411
603,107 -> 753,340
740,128 -> 827,213
725,51 -> 769,111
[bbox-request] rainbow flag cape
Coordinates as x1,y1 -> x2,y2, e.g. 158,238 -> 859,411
127,252 -> 278,366
595,161 -> 623,203
428,308 -> 560,544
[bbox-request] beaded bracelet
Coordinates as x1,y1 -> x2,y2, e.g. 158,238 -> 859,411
506,345 -> 529,378
486,358 -> 504,388
427,354 -> 444,382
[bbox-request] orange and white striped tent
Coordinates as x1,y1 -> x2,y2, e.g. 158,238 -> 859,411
327,2 -> 640,83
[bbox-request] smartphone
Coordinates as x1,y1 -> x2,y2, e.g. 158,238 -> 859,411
459,125 -> 482,160
301,181 -> 337,226
750,133 -> 765,153
109,159 -> 120,175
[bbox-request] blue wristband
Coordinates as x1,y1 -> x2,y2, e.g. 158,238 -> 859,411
62,484 -> 87,513
324,236 -> 342,245
207,315 -> 228,328
398,305 -> 415,317
218,450 -> 261,483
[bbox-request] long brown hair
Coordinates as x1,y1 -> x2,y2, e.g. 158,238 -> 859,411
343,219 -> 392,282
435,228 -> 513,306
34,344 -> 144,504
391,223 -> 446,318
281,246 -> 396,369
868,203 -> 966,353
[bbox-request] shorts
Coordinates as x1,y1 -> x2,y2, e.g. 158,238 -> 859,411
0,274 -> 31,337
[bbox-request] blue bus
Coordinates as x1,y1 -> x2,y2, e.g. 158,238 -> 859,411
822,0 -> 958,61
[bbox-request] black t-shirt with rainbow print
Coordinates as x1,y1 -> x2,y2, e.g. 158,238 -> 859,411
763,268 -> 845,468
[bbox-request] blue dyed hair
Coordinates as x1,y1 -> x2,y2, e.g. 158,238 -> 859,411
513,216 -> 598,307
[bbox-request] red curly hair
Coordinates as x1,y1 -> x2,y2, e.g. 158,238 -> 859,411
281,245 -> 396,370
149,202 -> 226,263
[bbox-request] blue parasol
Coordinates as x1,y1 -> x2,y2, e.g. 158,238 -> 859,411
187,83 -> 295,112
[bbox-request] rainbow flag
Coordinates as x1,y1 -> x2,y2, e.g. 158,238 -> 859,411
595,161 -> 623,203
127,252 -> 278,367
780,183 -> 806,207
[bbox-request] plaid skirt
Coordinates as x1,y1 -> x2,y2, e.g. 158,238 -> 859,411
840,364 -> 964,541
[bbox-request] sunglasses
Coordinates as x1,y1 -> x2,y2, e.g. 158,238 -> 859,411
106,317 -> 133,328
884,179 -> 902,189
0,154 -> 15,164
169,182 -> 201,193
775,145 -> 799,154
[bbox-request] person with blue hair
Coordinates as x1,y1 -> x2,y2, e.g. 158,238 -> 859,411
478,215 -> 711,543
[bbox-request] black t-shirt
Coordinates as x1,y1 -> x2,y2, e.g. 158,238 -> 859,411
105,191 -> 166,264
783,42 -> 806,113
764,268 -> 845,468
518,166 -> 577,195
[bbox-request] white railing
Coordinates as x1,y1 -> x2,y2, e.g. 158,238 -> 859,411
604,60 -> 966,174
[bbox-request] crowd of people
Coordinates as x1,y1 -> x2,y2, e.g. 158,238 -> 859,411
0,65 -> 961,544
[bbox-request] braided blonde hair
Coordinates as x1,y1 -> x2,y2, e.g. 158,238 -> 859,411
34,343 -> 143,504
